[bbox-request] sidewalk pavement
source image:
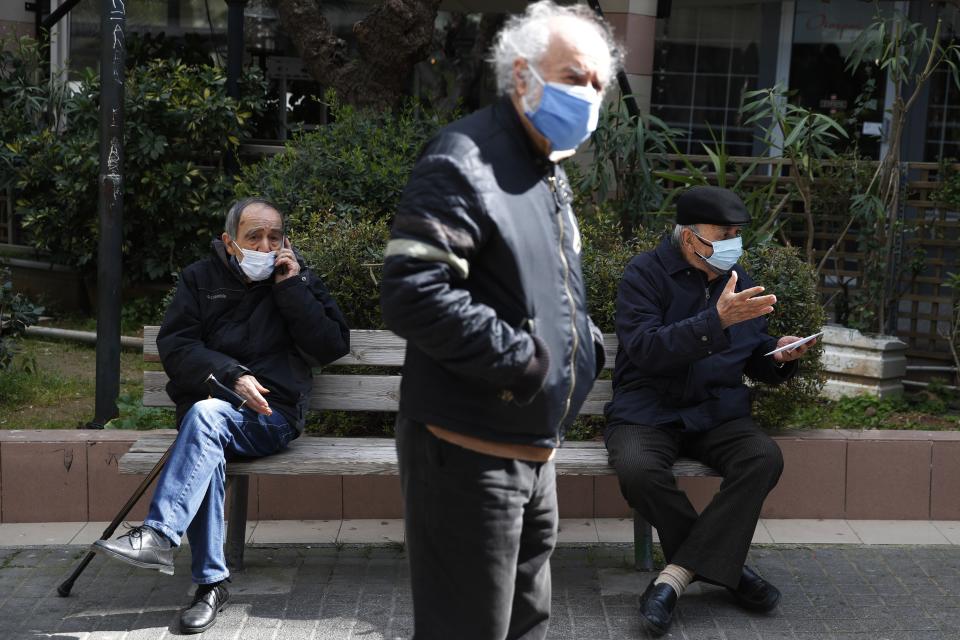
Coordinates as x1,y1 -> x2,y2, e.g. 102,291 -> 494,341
2,519 -> 960,547
2,523 -> 960,639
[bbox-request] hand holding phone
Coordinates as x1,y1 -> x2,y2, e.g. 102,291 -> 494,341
274,236 -> 299,283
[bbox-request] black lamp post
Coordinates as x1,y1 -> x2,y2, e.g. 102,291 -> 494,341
90,0 -> 127,428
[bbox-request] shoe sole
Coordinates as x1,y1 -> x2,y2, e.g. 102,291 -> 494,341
180,596 -> 230,634
91,541 -> 174,576
639,611 -> 670,637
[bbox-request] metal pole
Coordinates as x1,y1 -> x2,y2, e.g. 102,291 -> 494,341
225,0 -> 247,176
90,0 -> 126,428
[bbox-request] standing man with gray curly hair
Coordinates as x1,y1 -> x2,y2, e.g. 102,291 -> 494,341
380,2 -> 621,638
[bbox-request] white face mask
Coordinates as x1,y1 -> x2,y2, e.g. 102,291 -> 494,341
232,241 -> 275,281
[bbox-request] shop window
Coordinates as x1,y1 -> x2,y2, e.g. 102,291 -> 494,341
651,0 -> 763,155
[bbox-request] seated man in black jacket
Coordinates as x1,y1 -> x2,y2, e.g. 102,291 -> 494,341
92,198 -> 350,635
605,186 -> 816,636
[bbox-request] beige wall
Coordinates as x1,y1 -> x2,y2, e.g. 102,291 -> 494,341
604,0 -> 657,113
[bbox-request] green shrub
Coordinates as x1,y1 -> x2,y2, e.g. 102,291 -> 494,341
236,91 -> 452,232
572,97 -> 680,230
7,55 -> 267,283
579,205 -> 664,333
741,243 -> 827,429
293,210 -> 390,329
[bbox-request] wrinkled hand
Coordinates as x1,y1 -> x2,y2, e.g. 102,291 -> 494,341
773,335 -> 816,363
274,237 -> 301,283
716,271 -> 777,329
234,374 -> 272,415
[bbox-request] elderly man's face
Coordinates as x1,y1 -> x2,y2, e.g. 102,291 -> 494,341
515,21 -> 609,103
681,223 -> 742,277
511,18 -> 611,156
223,203 -> 283,259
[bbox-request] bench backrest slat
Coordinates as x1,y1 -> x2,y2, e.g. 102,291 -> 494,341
143,326 -> 616,416
143,369 -> 612,415
143,326 -> 619,369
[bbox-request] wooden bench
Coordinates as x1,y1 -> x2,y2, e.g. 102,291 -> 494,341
123,327 -> 719,571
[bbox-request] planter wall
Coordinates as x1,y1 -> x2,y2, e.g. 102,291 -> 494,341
1,429 -> 957,523
821,324 -> 908,398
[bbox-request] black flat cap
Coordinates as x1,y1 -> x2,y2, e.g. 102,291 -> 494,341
676,186 -> 751,225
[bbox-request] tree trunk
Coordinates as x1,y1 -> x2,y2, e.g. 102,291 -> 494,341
277,0 -> 442,109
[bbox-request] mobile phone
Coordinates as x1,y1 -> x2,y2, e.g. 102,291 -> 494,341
276,234 -> 288,275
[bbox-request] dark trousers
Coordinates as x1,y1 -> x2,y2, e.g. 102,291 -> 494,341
606,417 -> 783,588
396,416 -> 558,640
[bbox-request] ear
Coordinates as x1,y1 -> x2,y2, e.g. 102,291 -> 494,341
222,232 -> 237,257
513,58 -> 529,97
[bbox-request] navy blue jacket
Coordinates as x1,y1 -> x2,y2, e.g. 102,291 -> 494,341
604,236 -> 796,434
380,97 -> 604,449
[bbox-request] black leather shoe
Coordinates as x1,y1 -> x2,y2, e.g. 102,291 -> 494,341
639,579 -> 678,636
92,525 -> 174,575
728,565 -> 781,612
180,581 -> 230,634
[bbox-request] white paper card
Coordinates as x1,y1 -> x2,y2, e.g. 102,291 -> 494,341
764,331 -> 824,357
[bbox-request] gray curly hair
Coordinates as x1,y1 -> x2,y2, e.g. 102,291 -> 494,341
489,0 -> 623,97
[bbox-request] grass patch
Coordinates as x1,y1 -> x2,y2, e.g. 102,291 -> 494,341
0,337 -> 173,429
0,365 -> 86,407
784,384 -> 960,430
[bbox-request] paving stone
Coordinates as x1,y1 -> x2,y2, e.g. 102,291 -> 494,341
1,545 -> 960,638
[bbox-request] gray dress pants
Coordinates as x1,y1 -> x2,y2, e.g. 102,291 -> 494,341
606,417 -> 783,588
396,416 -> 558,640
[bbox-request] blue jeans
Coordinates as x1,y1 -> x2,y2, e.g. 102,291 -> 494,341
143,398 -> 297,584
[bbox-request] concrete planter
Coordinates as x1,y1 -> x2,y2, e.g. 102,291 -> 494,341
1,429 -> 958,523
820,324 -> 908,398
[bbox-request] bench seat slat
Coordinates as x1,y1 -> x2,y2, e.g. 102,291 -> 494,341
143,371 -> 613,415
118,434 -> 719,478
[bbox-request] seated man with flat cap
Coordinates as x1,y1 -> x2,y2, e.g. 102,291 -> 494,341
604,185 -> 816,636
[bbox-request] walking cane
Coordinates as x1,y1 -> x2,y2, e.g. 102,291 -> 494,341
57,446 -> 172,597
57,374 -> 245,596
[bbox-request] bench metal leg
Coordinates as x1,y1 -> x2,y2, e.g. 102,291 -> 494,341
632,509 -> 654,572
225,476 -> 249,572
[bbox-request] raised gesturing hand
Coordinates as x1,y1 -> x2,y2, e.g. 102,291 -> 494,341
715,271 -> 777,329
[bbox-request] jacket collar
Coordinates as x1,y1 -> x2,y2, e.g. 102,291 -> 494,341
492,95 -> 553,172
211,239 -> 248,284
655,234 -> 697,275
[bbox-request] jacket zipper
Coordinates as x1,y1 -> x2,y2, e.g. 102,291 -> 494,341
549,173 -> 578,428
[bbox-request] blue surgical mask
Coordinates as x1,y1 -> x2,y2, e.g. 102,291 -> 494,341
692,231 -> 743,273
522,66 -> 602,153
